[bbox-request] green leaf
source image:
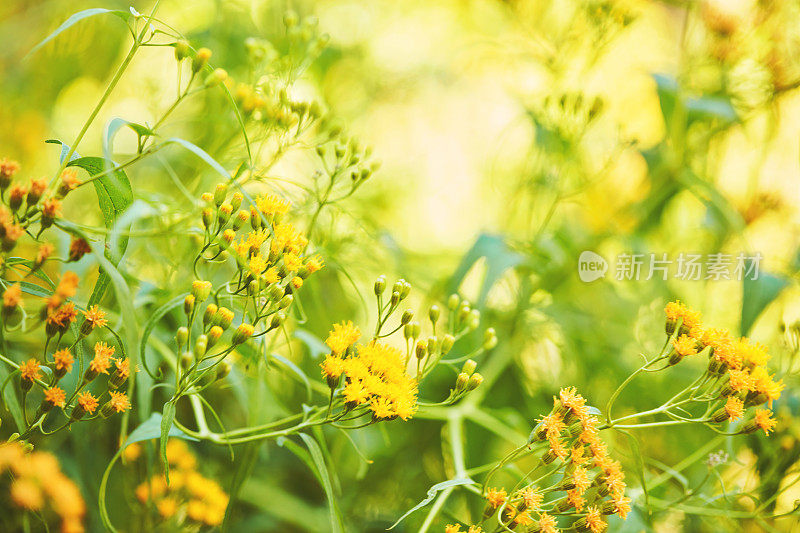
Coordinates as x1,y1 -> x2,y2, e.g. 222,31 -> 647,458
103,118 -> 154,165
46,139 -> 80,163
222,442 -> 260,531
98,412 -> 196,532
741,267 -> 789,336
297,433 -> 345,533
160,401 -> 177,485
67,157 -> 133,261
388,477 -> 474,529
66,156 -> 134,308
26,9 -> 130,59
448,233 -> 525,308
279,434 -> 345,533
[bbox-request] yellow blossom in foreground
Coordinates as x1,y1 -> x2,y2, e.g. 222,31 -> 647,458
54,349 -> 74,374
44,387 -> 66,408
754,408 -> 777,435
325,321 -> 361,354
82,305 -> 108,330
19,359 -> 41,382
486,487 -> 507,509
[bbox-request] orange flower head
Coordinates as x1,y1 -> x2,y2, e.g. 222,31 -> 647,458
305,254 -> 324,273
77,392 -> 99,414
613,496 -> 632,520
486,487 -> 507,509
725,396 -> 744,421
585,506 -> 607,533
19,359 -> 41,382
54,349 -> 74,373
3,283 -> 22,308
108,391 -> 131,413
68,238 -> 91,262
82,305 -> 108,330
672,335 -> 698,357
44,387 -> 66,408
536,513 -> 558,533
755,408 -> 777,435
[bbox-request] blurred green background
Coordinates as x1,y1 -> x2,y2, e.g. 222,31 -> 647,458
2,0 -> 800,531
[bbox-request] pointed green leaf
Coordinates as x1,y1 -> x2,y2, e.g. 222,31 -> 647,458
26,9 -> 130,59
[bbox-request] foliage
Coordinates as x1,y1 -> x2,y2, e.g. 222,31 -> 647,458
1,0 -> 800,532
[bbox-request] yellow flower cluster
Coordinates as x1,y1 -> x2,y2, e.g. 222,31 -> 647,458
0,441 -> 85,533
199,184 -> 323,296
665,301 -> 781,434
321,322 -> 418,421
473,388 -> 629,533
130,439 -> 229,527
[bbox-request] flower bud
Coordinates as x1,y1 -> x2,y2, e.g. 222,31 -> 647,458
207,325 -> 223,347
233,323 -> 254,345
461,359 -> 477,376
455,372 -> 469,392
203,303 -> 218,326
8,184 -> 26,211
374,275 -> 386,296
0,158 -> 19,190
466,373 -> 483,391
483,328 -> 497,350
415,340 -> 427,360
214,307 -> 234,330
230,192 -> 243,210
176,327 -> 189,350
233,209 -> 249,230
192,48 -> 212,73
278,294 -> 293,309
180,352 -> 193,369
195,335 -> 208,357
429,304 -> 440,325
174,40 -> 190,61
192,280 -> 212,301
202,208 -> 214,229
270,312 -> 286,331
213,183 -> 227,206
397,279 -> 411,299
390,291 -> 400,307
710,407 -> 731,423
218,203 -> 233,225
250,206 -> 262,230
205,68 -> 228,87
401,309 -> 414,325
441,334 -> 455,355
427,336 -> 437,355
184,294 -> 195,315
468,309 -> 481,330
447,294 -> 460,310
284,10 -> 299,28
27,178 -> 46,205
